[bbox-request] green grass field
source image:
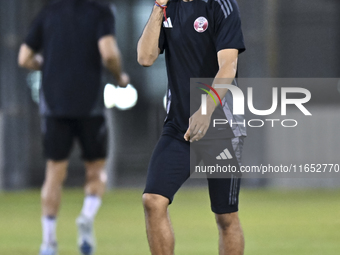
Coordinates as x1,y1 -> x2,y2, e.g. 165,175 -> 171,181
1,188 -> 340,255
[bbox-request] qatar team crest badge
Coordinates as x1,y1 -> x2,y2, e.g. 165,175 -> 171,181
194,17 -> 208,33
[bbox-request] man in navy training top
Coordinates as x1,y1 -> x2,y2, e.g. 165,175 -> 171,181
138,0 -> 246,254
18,0 -> 129,254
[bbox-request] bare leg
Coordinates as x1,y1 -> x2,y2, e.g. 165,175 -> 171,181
76,160 -> 107,254
143,193 -> 174,255
216,212 -> 244,255
41,160 -> 68,216
84,159 -> 107,197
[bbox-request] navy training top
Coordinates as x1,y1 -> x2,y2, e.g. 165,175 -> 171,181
159,0 -> 246,140
25,0 -> 115,117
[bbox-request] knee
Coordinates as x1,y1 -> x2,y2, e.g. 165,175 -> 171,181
216,212 -> 240,232
142,193 -> 168,213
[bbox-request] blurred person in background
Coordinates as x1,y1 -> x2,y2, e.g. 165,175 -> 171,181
138,0 -> 245,254
18,0 -> 129,254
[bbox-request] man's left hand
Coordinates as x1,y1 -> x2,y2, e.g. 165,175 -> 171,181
184,108 -> 212,142
117,72 -> 130,87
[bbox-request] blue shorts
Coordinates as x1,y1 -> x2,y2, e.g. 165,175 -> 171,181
144,135 -> 244,214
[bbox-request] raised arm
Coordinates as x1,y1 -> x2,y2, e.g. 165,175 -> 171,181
98,35 -> 129,87
18,44 -> 43,71
137,1 -> 168,67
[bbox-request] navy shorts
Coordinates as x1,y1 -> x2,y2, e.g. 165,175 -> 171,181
41,116 -> 107,161
144,135 -> 244,214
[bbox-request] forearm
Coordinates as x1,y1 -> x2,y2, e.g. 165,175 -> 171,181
104,53 -> 123,81
98,35 -> 129,87
205,68 -> 236,115
137,6 -> 164,66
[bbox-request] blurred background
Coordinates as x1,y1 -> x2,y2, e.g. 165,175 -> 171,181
1,1 -> 340,255
1,0 -> 339,190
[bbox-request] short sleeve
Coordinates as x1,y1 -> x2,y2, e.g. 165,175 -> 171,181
96,6 -> 115,40
159,26 -> 167,54
25,11 -> 45,52
213,0 -> 245,54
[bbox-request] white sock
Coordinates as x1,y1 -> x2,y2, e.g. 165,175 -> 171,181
42,216 -> 57,244
81,196 -> 102,220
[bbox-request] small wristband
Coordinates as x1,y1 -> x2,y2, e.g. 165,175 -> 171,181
155,1 -> 168,22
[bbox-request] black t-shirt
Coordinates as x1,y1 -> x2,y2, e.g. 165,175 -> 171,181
159,0 -> 245,141
25,0 -> 115,117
